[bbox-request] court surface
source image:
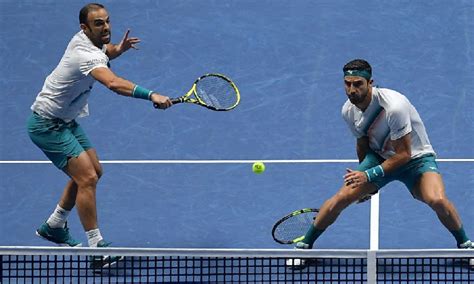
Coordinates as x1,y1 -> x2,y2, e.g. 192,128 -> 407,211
0,0 -> 472,250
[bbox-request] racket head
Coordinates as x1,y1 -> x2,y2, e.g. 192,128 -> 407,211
271,208 -> 319,245
187,73 -> 240,111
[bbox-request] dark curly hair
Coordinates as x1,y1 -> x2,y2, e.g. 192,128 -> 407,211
343,59 -> 372,77
79,3 -> 105,24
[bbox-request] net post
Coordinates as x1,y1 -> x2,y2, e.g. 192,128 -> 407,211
366,250 -> 377,284
370,193 -> 380,250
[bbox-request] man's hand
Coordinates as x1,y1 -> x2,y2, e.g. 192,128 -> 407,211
343,168 -> 368,189
151,93 -> 172,109
116,29 -> 141,54
344,168 -> 378,204
106,29 -> 141,60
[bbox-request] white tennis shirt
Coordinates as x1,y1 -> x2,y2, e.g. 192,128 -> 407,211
31,30 -> 109,122
342,87 -> 435,160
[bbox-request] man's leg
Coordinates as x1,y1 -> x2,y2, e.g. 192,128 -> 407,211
42,180 -> 77,231
58,149 -> 103,210
58,180 -> 77,210
412,172 -> 469,246
45,149 -> 102,229
300,182 -> 379,248
65,149 -> 121,268
286,182 -> 380,267
65,150 -> 100,232
36,151 -> 98,247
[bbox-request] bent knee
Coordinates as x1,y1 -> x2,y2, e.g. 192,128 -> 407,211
330,190 -> 357,210
75,171 -> 99,189
424,196 -> 450,210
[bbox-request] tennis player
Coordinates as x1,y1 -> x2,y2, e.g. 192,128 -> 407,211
27,3 -> 171,266
295,59 -> 472,252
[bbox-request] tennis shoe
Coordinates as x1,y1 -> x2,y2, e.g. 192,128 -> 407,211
458,240 -> 473,249
36,221 -> 82,247
457,240 -> 474,266
90,240 -> 124,271
286,242 -> 311,268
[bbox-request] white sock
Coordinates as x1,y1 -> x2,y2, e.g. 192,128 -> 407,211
46,205 -> 70,228
86,228 -> 103,247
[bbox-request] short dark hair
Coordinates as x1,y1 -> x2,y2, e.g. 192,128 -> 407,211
343,59 -> 372,77
79,3 -> 105,24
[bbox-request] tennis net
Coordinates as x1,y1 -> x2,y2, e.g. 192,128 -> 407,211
1,247 -> 472,283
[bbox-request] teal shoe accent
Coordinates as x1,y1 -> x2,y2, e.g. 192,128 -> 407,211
36,221 -> 81,247
90,240 -> 124,271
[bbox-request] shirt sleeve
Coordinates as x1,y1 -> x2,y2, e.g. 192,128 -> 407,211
342,103 -> 364,138
77,48 -> 109,76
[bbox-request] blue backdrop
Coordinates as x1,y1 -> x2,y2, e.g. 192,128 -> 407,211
0,0 -> 472,249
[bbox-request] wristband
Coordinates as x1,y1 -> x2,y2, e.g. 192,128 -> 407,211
132,85 -> 153,100
365,165 -> 384,182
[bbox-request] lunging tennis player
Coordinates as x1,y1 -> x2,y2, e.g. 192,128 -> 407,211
27,3 -> 171,269
295,59 -> 472,253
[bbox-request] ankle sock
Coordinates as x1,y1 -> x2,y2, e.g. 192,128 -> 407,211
86,228 -> 103,247
46,205 -> 70,228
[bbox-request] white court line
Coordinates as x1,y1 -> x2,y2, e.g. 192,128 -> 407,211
0,159 -> 473,164
370,193 -> 380,251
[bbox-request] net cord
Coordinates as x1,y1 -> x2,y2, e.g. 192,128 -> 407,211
0,247 -> 472,258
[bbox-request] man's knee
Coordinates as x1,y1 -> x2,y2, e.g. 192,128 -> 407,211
337,183 -> 375,204
75,170 -> 99,189
84,149 -> 103,179
329,189 -> 358,211
424,195 -> 450,211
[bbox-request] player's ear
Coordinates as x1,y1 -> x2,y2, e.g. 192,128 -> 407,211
80,23 -> 89,32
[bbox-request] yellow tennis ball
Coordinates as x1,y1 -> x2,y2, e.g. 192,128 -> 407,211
252,162 -> 265,174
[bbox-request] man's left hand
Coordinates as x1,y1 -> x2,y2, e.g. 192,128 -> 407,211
344,168 -> 368,189
117,29 -> 141,53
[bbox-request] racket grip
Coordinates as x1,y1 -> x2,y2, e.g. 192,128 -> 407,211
171,98 -> 183,104
154,98 -> 182,108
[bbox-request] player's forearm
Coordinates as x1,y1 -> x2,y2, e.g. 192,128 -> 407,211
363,152 -> 410,183
380,152 -> 411,174
356,146 -> 367,163
356,137 -> 370,162
379,134 -> 412,175
106,77 -> 158,101
104,76 -> 136,96
106,44 -> 123,60
91,67 -> 154,99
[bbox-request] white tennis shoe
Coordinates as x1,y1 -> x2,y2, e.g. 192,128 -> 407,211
286,242 -> 311,268
458,240 -> 474,266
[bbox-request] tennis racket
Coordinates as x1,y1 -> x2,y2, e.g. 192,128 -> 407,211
272,208 -> 319,245
155,73 -> 240,111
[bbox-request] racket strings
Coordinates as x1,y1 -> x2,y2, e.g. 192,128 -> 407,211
274,213 -> 315,242
195,76 -> 238,110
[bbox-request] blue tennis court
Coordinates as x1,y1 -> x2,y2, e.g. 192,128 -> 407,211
0,0 -> 473,254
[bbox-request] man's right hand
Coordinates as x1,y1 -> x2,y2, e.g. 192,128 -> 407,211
151,93 -> 172,109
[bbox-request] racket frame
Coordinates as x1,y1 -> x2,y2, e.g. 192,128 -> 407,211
172,73 -> 240,111
271,208 -> 319,245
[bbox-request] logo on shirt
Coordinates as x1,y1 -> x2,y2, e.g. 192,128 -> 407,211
84,58 -> 108,68
397,125 -> 407,132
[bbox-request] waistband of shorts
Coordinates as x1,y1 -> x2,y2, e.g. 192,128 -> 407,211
32,111 -> 75,126
412,153 -> 436,160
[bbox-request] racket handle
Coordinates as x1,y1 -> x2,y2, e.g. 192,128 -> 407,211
171,98 -> 183,104
153,98 -> 182,108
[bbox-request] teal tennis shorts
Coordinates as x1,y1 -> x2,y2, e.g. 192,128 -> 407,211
27,112 -> 93,169
356,150 -> 440,193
